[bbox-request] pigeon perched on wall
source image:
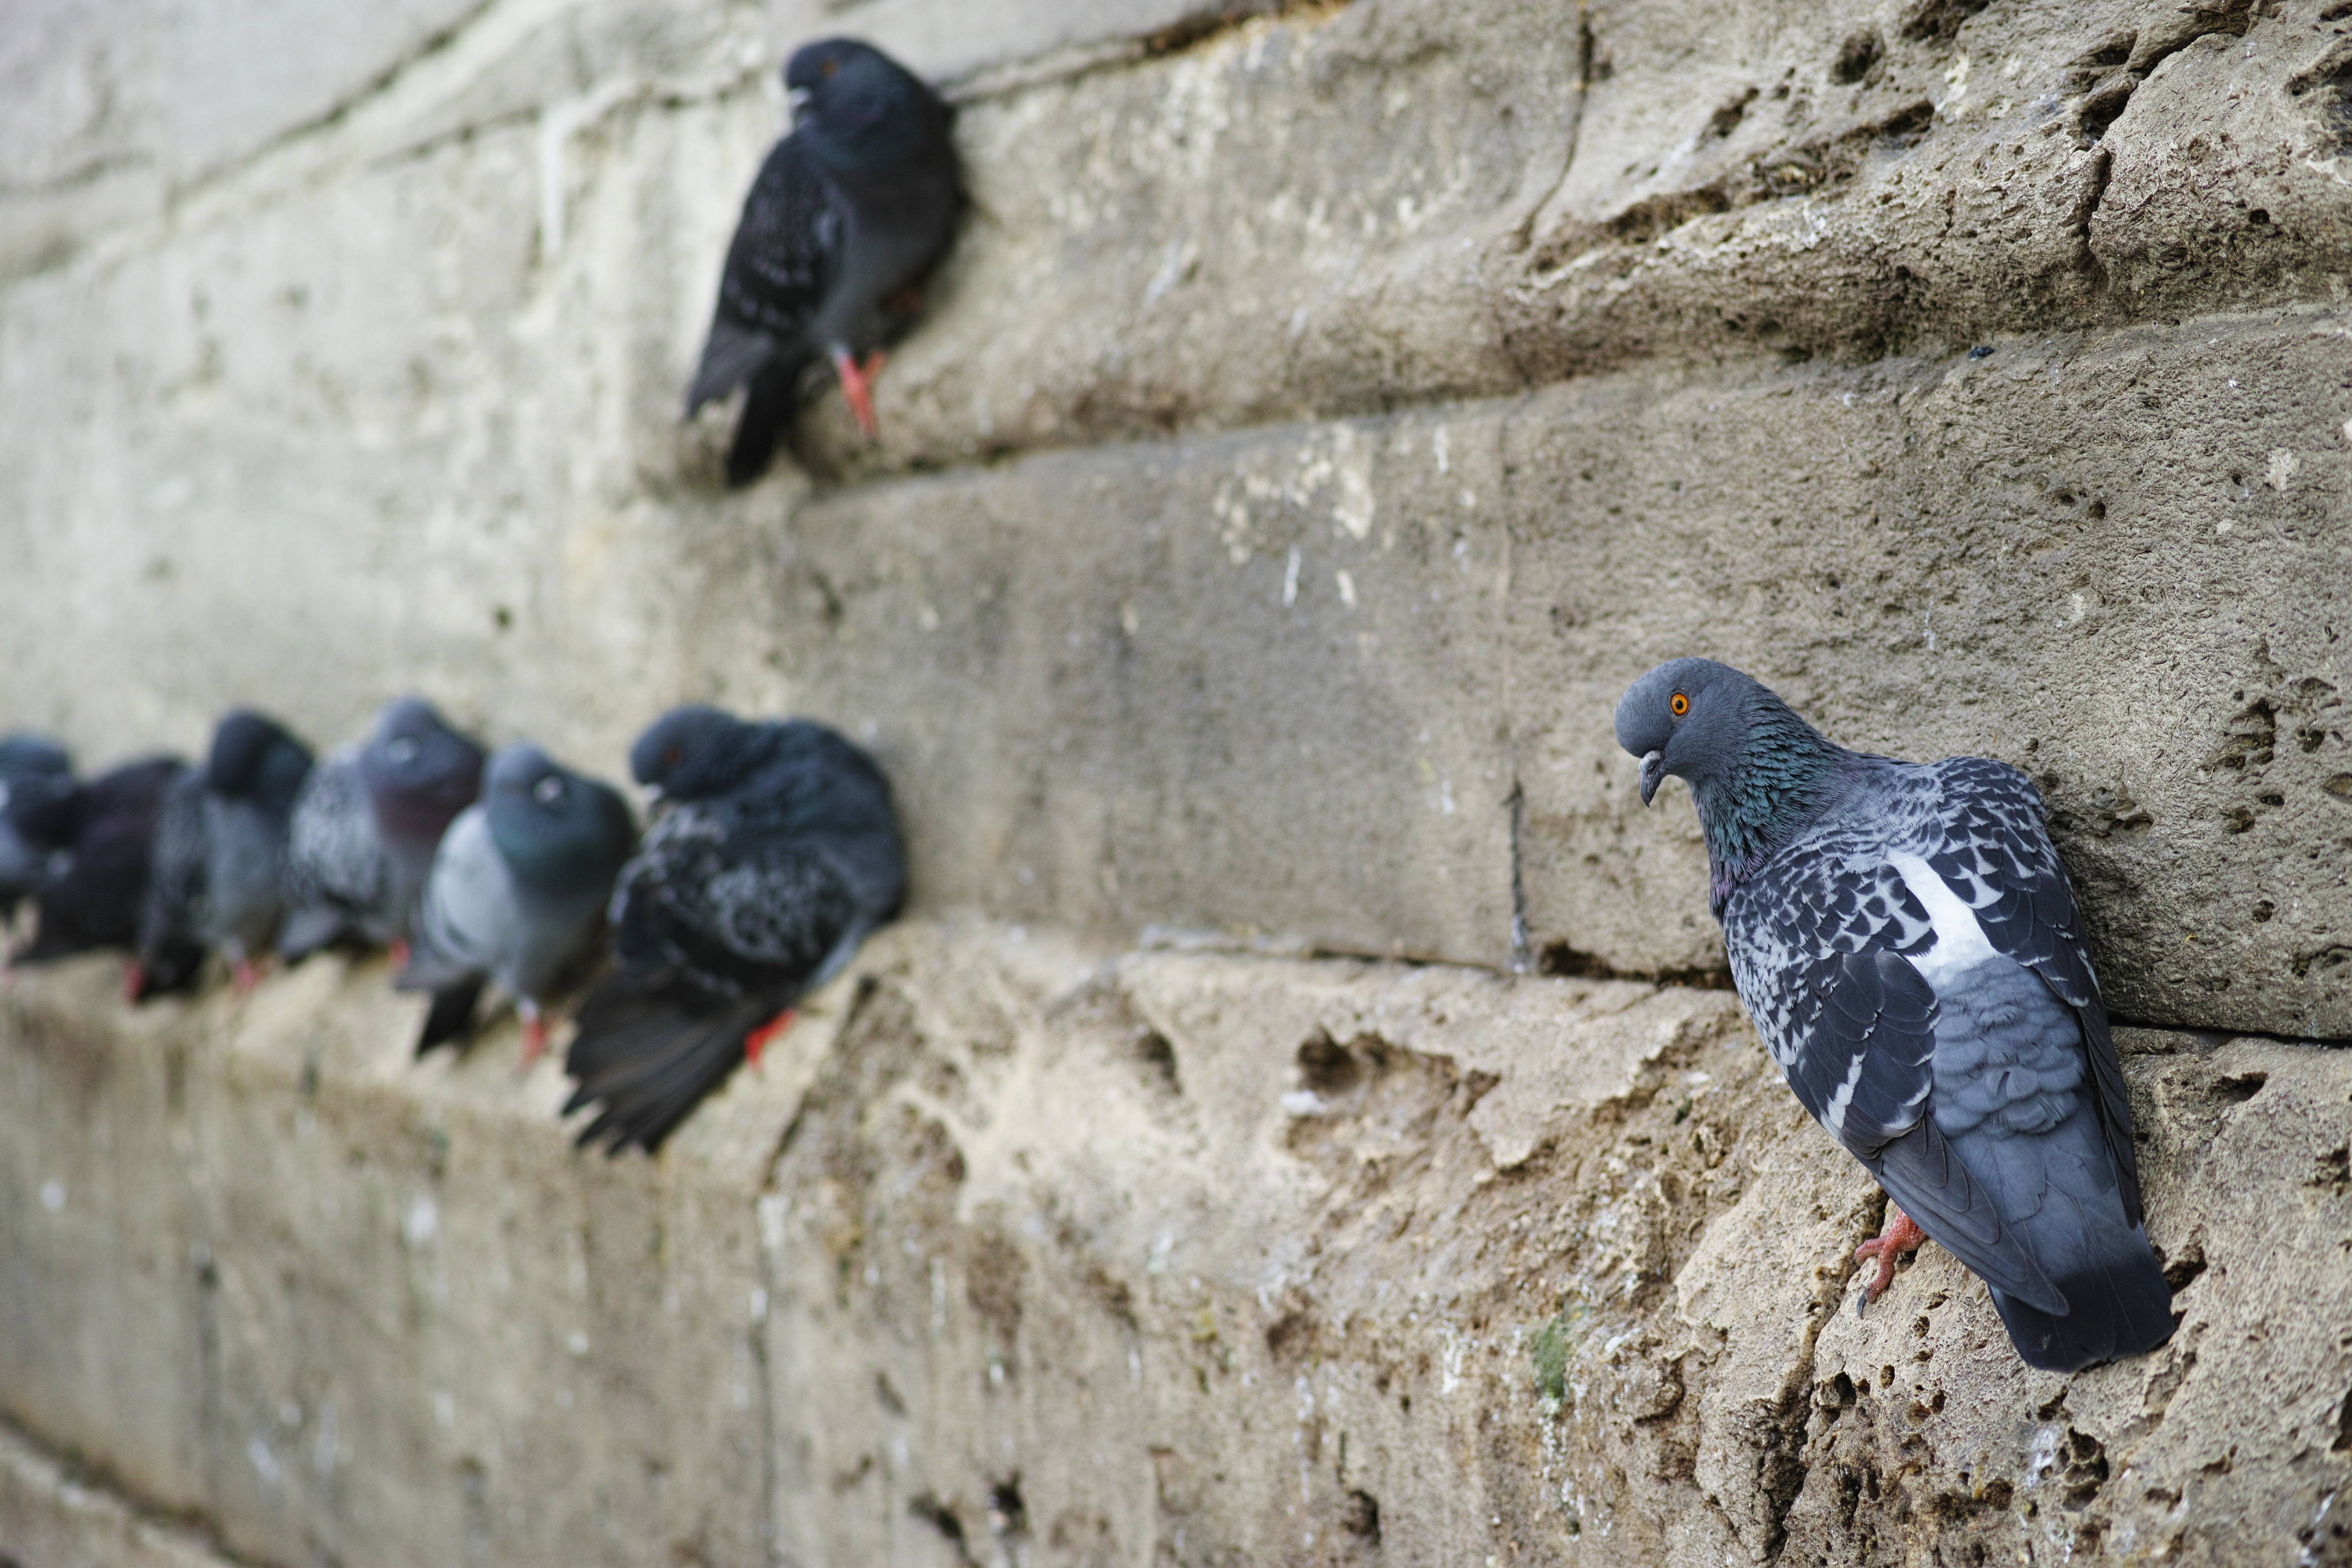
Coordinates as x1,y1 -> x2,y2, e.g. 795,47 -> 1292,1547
564,707 -> 906,1154
137,711 -> 316,998
279,699 -> 485,961
1614,658 -> 2173,1372
685,37 -> 962,485
399,743 -> 635,1061
0,734 -> 76,918
8,758 -> 188,994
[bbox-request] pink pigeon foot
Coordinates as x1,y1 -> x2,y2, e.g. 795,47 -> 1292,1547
1854,1203 -> 1928,1312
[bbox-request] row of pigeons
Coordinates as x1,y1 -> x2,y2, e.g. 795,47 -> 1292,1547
0,702 -> 905,1154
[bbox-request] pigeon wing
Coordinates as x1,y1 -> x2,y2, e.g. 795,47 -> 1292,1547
281,751 -> 389,936
1729,826 -> 2061,1309
686,135 -> 839,413
1919,756 -> 2142,1225
135,768 -> 211,994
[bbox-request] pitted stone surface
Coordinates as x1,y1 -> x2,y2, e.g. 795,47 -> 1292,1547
2,928 -> 2343,1567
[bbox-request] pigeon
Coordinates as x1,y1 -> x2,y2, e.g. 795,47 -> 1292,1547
0,734 -> 76,918
685,37 -> 961,485
8,757 -> 189,995
564,707 -> 906,1154
399,743 -> 636,1061
278,699 -> 486,961
1614,658 -> 2173,1372
135,710 -> 316,1000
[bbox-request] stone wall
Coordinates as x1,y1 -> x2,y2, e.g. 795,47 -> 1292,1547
0,0 -> 2347,1563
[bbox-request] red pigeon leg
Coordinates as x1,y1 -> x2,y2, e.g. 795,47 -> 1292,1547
831,348 -> 880,440
232,954 -> 261,995
121,961 -> 145,1003
388,939 -> 409,970
743,1009 -> 794,1068
518,1000 -> 548,1068
1854,1203 -> 1928,1309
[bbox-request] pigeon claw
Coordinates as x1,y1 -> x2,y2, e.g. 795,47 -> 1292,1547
519,1013 -> 549,1068
744,1009 -> 794,1068
831,347 -> 882,441
1853,1203 -> 1928,1312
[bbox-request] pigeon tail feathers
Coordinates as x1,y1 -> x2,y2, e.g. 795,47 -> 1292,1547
415,976 -> 488,1055
1989,1235 -> 2175,1371
564,980 -> 772,1155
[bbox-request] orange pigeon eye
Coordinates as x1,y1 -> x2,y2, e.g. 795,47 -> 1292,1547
1670,692 -> 1690,716
821,57 -> 839,77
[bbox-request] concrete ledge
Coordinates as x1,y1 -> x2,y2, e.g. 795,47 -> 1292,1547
2,924 -> 2345,1566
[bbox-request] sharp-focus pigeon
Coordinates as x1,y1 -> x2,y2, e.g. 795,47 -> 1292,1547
564,707 -> 906,1154
137,710 -> 315,999
0,734 -> 76,918
399,743 -> 636,1061
1614,658 -> 2172,1372
9,757 -> 187,994
685,37 -> 961,485
279,698 -> 485,960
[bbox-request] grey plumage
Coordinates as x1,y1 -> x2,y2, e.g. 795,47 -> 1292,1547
278,699 -> 485,960
564,708 -> 905,1153
686,38 -> 961,484
138,709 -> 315,996
1615,657 -> 2172,1372
399,743 -> 635,1057
10,757 -> 186,988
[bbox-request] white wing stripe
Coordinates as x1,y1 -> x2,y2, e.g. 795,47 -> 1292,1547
1887,849 -> 1998,990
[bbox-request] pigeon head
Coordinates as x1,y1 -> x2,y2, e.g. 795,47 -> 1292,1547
630,706 -> 771,801
0,733 -> 73,822
204,710 -> 314,811
785,39 -> 945,170
484,744 -> 636,895
0,734 -> 72,785
1615,658 -> 1843,903
360,698 -> 486,843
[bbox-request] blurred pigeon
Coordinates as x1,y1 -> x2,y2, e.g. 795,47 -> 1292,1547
399,743 -> 635,1061
0,734 -> 76,918
136,711 -> 315,999
279,699 -> 485,960
8,757 -> 188,996
686,37 -> 961,484
564,707 -> 905,1154
1615,658 -> 2172,1372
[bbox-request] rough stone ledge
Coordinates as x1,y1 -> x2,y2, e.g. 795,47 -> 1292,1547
1,922 -> 2345,1567
3,310 -> 2344,1035
7,0 -> 2348,483
0,1418 -> 241,1568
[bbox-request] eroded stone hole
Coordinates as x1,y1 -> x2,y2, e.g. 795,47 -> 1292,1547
1833,29 -> 1883,83
2332,1385 -> 2352,1451
1297,1030 -> 1364,1096
2160,1240 -> 2208,1292
2213,1071 -> 2269,1103
987,1476 -> 1027,1536
1343,1489 -> 1382,1542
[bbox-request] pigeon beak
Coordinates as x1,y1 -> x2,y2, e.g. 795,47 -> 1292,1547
786,86 -> 812,123
1638,750 -> 1666,807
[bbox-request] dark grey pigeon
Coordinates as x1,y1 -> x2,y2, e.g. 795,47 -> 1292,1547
278,699 -> 485,960
685,37 -> 961,485
137,710 -> 315,998
0,734 -> 76,918
8,757 -> 188,998
564,707 -> 905,1154
399,743 -> 635,1061
1614,658 -> 2173,1372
